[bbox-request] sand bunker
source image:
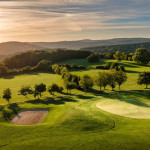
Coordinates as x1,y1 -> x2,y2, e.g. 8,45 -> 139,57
96,99 -> 150,119
11,108 -> 48,125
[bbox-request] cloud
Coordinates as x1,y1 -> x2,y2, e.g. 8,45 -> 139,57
0,0 -> 150,42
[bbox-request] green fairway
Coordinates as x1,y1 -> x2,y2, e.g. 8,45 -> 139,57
0,59 -> 150,150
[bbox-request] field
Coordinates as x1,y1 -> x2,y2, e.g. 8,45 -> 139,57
0,59 -> 150,150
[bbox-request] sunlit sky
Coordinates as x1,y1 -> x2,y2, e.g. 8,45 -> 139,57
0,0 -> 150,42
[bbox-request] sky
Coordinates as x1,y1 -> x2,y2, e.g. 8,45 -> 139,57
0,0 -> 150,42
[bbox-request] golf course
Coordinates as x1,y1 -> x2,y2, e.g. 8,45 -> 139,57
0,58 -> 150,150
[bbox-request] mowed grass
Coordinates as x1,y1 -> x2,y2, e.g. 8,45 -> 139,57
0,72 -> 63,105
0,59 -> 150,150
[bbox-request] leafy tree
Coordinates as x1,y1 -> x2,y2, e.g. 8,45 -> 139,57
71,74 -> 80,87
119,65 -> 125,72
34,83 -> 46,98
115,70 -> 127,90
34,60 -> 51,71
48,83 -> 62,95
87,53 -> 100,63
60,67 -> 69,75
133,48 -> 150,65
102,72 -> 109,89
95,72 -> 109,91
3,88 -> 12,104
64,82 -> 77,94
137,72 -> 150,89
79,75 -> 93,92
19,86 -> 33,97
113,51 -> 123,61
110,62 -> 119,70
108,71 -> 117,91
0,66 -> 9,76
104,62 -> 111,69
52,64 -> 61,74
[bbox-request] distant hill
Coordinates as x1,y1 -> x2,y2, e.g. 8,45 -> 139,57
0,41 -> 45,55
31,38 -> 150,50
1,38 -> 150,57
80,42 -> 150,53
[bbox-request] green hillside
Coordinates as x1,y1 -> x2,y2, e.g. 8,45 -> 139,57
0,59 -> 149,150
81,42 -> 150,53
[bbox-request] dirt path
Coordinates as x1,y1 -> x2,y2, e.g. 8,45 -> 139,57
11,109 -> 48,125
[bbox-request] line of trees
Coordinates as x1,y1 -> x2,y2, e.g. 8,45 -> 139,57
113,48 -> 150,65
3,49 -> 91,69
113,51 -> 133,61
2,70 -> 150,104
51,63 -> 128,93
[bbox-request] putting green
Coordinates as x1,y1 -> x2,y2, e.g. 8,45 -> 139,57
96,99 -> 150,119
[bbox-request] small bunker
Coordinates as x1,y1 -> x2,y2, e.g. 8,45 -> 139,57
11,108 -> 48,125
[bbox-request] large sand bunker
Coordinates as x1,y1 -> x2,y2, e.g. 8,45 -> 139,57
96,99 -> 150,119
11,109 -> 48,125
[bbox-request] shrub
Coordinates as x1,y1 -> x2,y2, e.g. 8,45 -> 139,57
0,66 -> 9,76
33,60 -> 52,71
87,53 -> 100,63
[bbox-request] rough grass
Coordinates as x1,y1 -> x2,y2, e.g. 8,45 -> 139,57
0,59 -> 150,150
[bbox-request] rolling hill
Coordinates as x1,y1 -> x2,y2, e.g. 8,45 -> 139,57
80,42 -> 150,53
31,38 -> 150,50
0,41 -> 45,55
0,38 -> 150,57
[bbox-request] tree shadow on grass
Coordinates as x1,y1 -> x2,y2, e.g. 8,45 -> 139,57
126,70 -> 141,74
102,90 -> 150,108
26,96 -> 77,105
76,95 -> 95,100
1,71 -> 49,80
119,62 -> 140,68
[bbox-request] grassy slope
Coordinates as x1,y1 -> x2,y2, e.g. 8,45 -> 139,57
0,59 -> 150,150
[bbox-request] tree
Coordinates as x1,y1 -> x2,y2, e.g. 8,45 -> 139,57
34,83 -> 46,98
48,83 -> 62,95
115,70 -> 127,90
0,66 -> 9,76
52,64 -> 61,74
102,72 -> 109,89
95,72 -> 109,91
108,71 -> 117,91
87,53 -> 100,63
137,72 -> 150,89
79,75 -> 93,92
19,86 -> 33,97
113,51 -> 123,61
3,88 -> 12,104
119,65 -> 125,72
104,62 -> 111,70
110,62 -> 119,70
64,82 -> 77,94
34,60 -> 51,71
133,48 -> 150,65
60,67 -> 69,75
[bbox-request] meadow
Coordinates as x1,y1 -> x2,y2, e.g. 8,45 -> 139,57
0,59 -> 150,150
